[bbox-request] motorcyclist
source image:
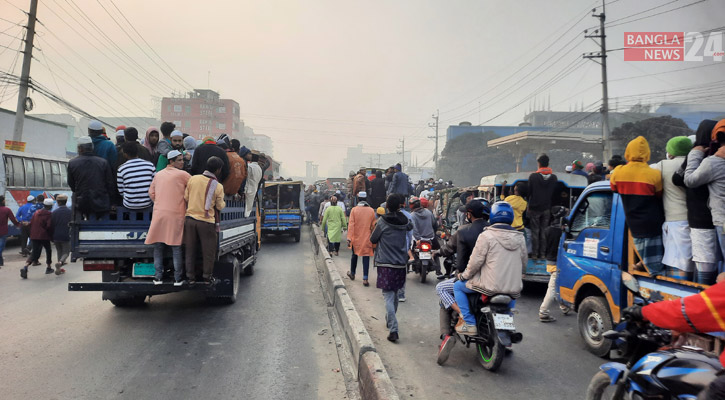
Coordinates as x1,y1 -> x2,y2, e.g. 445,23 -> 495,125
408,196 -> 443,278
453,201 -> 527,336
622,278 -> 725,399
436,200 -> 490,364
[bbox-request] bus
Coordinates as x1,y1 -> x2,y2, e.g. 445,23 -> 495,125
1,149 -> 72,236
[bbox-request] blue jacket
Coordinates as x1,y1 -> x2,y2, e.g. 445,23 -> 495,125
388,171 -> 410,195
92,136 -> 118,166
16,203 -> 37,222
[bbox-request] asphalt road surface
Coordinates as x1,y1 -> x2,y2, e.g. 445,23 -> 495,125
0,229 -> 347,400
334,232 -> 604,400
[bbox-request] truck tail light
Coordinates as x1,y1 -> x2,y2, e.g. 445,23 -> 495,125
83,260 -> 115,271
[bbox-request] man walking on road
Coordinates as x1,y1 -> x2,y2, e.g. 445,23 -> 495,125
347,192 -> 376,286
370,194 -> 413,342
388,163 -> 410,198
321,196 -> 347,255
146,150 -> 191,285
0,195 -> 19,267
527,154 -> 558,259
21,198 -> 55,279
16,195 -> 37,256
184,156 -> 226,284
50,194 -> 71,275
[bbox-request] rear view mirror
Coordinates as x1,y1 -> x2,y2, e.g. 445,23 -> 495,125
621,271 -> 640,294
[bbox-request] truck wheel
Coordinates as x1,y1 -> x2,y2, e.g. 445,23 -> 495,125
109,295 -> 147,307
293,230 -> 301,242
578,296 -> 613,357
207,259 -> 240,304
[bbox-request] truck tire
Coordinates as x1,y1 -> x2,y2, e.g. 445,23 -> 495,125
109,295 -> 147,307
293,230 -> 301,242
578,296 -> 613,357
207,258 -> 239,304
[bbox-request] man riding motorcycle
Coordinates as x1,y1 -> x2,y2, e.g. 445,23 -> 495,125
409,196 -> 443,278
622,277 -> 725,399
436,199 -> 490,364
453,201 -> 527,336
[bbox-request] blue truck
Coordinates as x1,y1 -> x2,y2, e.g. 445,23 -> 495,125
477,172 -> 588,282
557,181 -> 724,357
261,181 -> 304,242
68,195 -> 260,306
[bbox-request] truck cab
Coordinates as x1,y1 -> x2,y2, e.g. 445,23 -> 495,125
557,181 -> 722,357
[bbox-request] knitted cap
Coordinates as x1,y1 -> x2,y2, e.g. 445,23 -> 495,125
666,136 -> 692,157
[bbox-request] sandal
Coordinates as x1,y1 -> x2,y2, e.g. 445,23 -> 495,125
346,272 -> 355,281
363,280 -> 369,287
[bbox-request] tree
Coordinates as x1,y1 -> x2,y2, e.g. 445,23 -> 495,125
438,131 -> 515,186
611,116 -> 692,161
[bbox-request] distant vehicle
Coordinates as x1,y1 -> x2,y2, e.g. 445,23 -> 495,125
261,181 -> 304,242
0,149 -> 72,236
478,172 -> 588,283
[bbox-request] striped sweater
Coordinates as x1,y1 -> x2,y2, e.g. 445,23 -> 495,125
117,158 -> 156,209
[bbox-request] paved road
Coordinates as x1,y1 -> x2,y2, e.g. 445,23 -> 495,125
333,233 -> 604,400
0,229 -> 347,400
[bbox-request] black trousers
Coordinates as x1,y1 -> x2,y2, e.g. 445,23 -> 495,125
528,209 -> 550,257
19,224 -> 31,253
28,240 -> 52,265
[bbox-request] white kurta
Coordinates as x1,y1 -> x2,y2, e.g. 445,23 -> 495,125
244,162 -> 263,217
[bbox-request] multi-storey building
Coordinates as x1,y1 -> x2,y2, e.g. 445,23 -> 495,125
160,89 -> 242,139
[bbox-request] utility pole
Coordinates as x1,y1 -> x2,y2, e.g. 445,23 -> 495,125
12,0 -> 39,143
398,138 -> 405,170
428,109 -> 439,176
583,0 -> 611,161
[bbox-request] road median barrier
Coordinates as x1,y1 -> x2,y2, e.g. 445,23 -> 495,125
311,224 -> 399,400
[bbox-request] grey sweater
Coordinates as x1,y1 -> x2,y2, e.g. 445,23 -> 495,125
684,149 -> 725,226
411,207 -> 437,240
370,212 -> 413,268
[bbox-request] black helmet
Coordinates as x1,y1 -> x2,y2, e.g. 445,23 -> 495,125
465,200 -> 490,219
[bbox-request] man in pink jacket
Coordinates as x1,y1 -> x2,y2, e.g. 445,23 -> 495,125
145,150 -> 191,285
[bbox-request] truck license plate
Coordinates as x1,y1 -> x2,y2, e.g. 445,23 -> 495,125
492,313 -> 515,331
132,262 -> 155,278
419,252 -> 432,260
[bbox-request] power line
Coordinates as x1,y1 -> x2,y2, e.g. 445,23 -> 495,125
606,0 -> 707,29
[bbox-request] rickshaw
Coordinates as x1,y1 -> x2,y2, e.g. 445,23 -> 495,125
262,181 -> 305,242
478,172 -> 589,282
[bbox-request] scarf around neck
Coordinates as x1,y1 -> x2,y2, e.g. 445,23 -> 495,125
202,171 -> 219,219
537,167 -> 553,175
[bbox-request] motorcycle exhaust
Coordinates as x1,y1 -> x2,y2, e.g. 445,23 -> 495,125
510,331 -> 523,343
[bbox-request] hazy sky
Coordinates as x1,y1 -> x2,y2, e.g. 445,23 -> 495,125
1,0 -> 724,176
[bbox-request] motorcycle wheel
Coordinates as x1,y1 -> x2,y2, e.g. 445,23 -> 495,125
585,370 -> 620,400
476,316 -> 504,371
420,268 -> 427,283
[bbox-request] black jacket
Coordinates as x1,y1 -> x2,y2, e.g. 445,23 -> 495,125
51,206 -> 72,242
527,171 -> 559,212
455,219 -> 489,272
673,119 -> 718,230
190,143 -> 230,182
68,153 -> 114,214
369,177 -> 387,208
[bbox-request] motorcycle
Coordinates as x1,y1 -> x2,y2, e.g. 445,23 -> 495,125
411,239 -> 438,283
446,290 -> 523,371
586,271 -> 722,400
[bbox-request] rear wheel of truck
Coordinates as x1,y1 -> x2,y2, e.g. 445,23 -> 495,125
577,296 -> 613,357
207,258 -> 240,304
109,295 -> 147,307
293,230 -> 301,242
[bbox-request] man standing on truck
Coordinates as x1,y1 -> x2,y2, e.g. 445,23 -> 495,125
242,148 -> 263,218
146,150 -> 191,286
184,156 -> 226,284
527,154 -> 558,259
218,134 -> 247,196
88,120 -> 117,168
610,136 -> 666,276
117,142 -> 156,210
650,136 -> 694,280
684,119 -> 725,265
68,136 -> 115,219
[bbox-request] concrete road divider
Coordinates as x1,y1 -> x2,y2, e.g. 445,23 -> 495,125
311,225 -> 399,400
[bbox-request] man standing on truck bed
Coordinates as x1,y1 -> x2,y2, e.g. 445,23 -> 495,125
184,156 -> 226,284
68,136 -> 114,218
610,136 -> 666,276
527,154 -> 558,259
146,150 -> 191,285
117,142 -> 156,210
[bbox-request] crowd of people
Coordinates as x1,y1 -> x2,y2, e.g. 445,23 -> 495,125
11,120 -> 266,283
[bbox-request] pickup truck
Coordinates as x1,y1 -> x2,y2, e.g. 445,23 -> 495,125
261,181 -> 304,242
67,196 -> 259,306
557,181 -> 724,358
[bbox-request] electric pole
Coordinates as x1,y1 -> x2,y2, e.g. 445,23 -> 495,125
13,0 -> 38,143
428,109 -> 439,176
398,138 -> 405,170
583,0 -> 611,161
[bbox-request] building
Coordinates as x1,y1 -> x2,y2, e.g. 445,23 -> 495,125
249,133 -> 274,156
161,89 -> 242,139
1,108 -> 75,158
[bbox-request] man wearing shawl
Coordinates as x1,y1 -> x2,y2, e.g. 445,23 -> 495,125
242,147 -> 262,217
184,156 -> 226,284
190,136 -> 230,181
144,127 -> 160,165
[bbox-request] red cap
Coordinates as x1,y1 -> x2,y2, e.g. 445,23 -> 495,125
420,198 -> 429,208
